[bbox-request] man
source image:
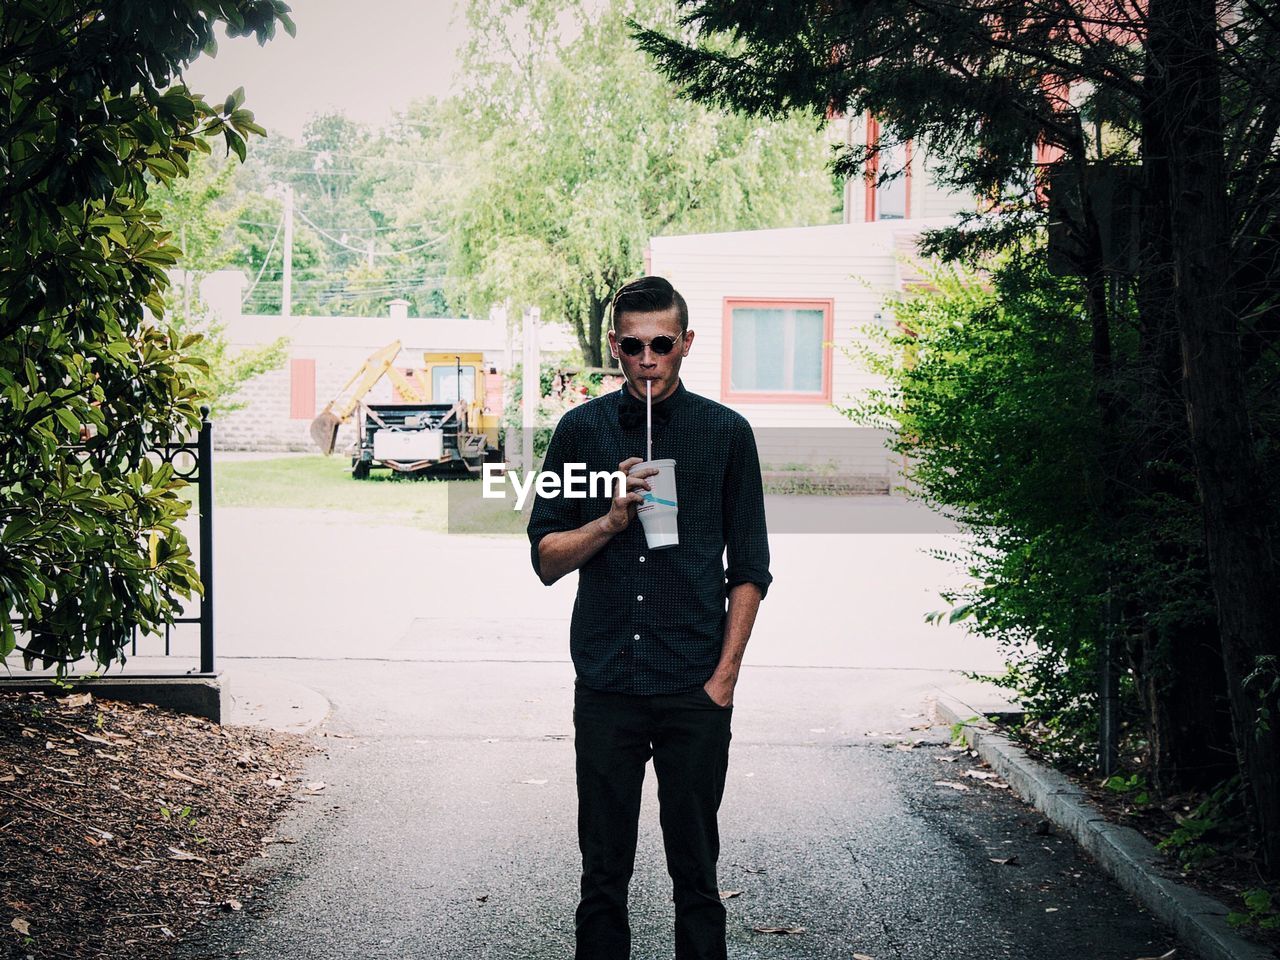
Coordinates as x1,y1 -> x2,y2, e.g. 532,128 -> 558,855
527,276 -> 772,960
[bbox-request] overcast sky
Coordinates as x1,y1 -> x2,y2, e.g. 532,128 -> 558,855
181,0 -> 468,140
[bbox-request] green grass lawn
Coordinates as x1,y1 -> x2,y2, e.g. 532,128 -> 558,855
203,456 -> 527,535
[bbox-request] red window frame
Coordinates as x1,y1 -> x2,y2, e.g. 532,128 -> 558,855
721,298 -> 834,405
864,113 -> 913,222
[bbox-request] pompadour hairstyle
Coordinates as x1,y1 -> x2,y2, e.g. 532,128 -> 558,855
609,275 -> 689,332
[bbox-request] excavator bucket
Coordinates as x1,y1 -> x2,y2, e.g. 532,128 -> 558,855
310,409 -> 343,456
308,341 -> 405,456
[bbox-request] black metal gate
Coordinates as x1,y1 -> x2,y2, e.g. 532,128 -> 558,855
5,407 -> 216,676
149,405 -> 216,674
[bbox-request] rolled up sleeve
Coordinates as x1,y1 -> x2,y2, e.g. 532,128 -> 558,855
527,414 -> 582,583
722,418 -> 772,600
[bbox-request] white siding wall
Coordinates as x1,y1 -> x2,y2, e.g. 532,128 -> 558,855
915,150 -> 975,220
649,219 -> 955,484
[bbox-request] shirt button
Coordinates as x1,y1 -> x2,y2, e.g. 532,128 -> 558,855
633,634 -> 640,641
639,556 -> 646,562
637,595 -> 643,601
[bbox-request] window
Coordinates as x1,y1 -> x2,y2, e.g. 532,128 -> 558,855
721,299 -> 833,403
865,114 -> 912,221
432,365 -> 476,403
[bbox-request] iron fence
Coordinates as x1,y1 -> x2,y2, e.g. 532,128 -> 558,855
4,407 -> 216,676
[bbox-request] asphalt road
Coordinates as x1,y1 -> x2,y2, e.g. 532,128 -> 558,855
167,505 -> 1188,959
175,658 -> 1187,960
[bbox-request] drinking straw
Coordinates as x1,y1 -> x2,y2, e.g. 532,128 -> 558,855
646,379 -> 653,463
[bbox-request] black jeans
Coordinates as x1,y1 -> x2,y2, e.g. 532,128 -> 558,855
572,681 -> 734,960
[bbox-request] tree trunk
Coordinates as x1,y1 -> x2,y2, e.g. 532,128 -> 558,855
574,309 -> 593,367
575,296 -> 607,367
586,296 -> 606,368
1148,0 -> 1280,871
1130,616 -> 1236,793
1128,99 -> 1236,794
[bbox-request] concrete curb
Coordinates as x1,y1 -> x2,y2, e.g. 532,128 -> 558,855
934,691 -> 1276,960
223,666 -> 332,735
3,659 -> 334,734
0,674 -> 227,723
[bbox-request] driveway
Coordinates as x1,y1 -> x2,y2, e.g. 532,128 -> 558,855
170,501 -> 1187,959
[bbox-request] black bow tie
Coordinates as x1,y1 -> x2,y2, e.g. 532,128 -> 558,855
618,393 -> 675,431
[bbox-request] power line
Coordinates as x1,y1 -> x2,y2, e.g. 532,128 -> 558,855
248,164 -> 457,178
244,276 -> 431,284
240,215 -> 284,305
235,218 -> 442,233
228,187 -> 451,311
238,271 -> 446,282
248,276 -> 447,287
294,207 -> 381,253
242,281 -> 447,299
260,146 -> 459,168
294,206 -> 448,258
246,168 -> 384,178
381,235 -> 447,255
245,281 -> 450,296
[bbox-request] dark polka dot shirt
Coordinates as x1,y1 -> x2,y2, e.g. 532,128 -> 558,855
527,380 -> 772,695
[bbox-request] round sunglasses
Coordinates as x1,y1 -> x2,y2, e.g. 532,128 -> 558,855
617,332 -> 685,357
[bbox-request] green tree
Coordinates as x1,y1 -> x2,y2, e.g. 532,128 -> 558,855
167,301 -> 289,417
635,0 -> 1280,869
148,147 -> 243,270
149,149 -> 290,413
229,188 -> 329,315
337,100 -> 452,316
228,106 -> 452,317
445,0 -> 839,365
851,252 -> 1231,783
0,0 -> 292,674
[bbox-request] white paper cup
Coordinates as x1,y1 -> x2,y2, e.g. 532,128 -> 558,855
628,458 -> 678,550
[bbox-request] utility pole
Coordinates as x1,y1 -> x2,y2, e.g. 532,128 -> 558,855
367,237 -> 375,269
281,183 -> 294,319
494,304 -> 518,468
522,306 -> 541,474
180,223 -> 191,322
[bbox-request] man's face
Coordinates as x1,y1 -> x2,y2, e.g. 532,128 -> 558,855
607,305 -> 695,404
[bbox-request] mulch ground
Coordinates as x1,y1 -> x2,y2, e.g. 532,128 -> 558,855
0,690 -> 325,960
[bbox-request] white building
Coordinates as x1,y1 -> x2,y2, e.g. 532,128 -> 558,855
636,111 -> 977,491
646,216 -> 963,492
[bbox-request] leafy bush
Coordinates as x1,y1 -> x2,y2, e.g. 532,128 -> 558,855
847,242 -> 1241,790
502,361 -> 621,463
166,284 -> 289,418
1229,888 -> 1280,932
846,248 -> 1112,767
1157,777 -> 1247,871
0,0 -> 293,673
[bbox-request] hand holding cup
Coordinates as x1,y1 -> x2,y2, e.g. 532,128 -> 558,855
628,457 -> 679,549
602,456 -> 658,534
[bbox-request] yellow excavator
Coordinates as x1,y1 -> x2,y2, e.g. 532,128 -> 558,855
310,341 -> 503,478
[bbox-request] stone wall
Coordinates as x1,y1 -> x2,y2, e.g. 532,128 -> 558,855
216,356 -> 364,454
